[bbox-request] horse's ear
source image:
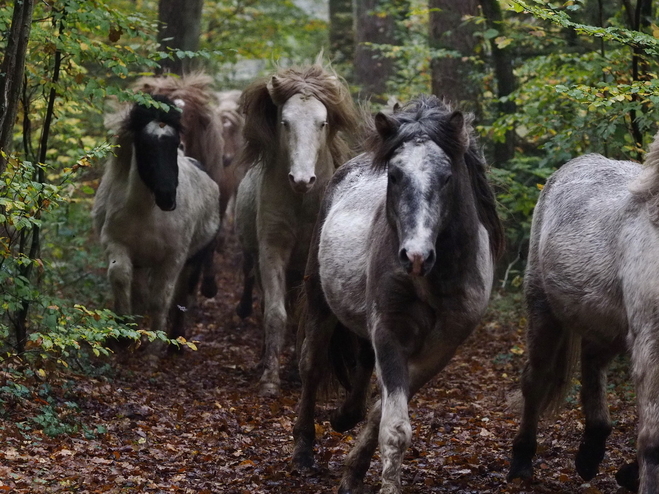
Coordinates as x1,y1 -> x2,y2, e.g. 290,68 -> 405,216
375,112 -> 398,140
267,76 -> 281,97
393,102 -> 401,113
448,111 -> 469,148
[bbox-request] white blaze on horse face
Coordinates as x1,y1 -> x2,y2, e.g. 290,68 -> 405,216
144,120 -> 177,138
280,93 -> 328,194
391,140 -> 449,276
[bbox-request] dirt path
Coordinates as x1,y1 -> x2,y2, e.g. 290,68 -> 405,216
0,234 -> 636,493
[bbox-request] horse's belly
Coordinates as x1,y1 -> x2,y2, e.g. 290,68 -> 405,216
319,207 -> 373,338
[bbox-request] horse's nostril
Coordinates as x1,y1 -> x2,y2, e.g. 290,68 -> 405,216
427,249 -> 436,265
288,173 -> 295,184
308,175 -> 316,185
399,248 -> 408,263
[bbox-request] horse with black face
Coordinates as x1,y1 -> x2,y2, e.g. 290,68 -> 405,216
292,95 -> 504,493
93,95 -> 220,344
132,73 -> 225,295
507,131 -> 659,494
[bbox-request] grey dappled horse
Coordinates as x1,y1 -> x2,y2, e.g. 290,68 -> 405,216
292,95 -> 504,493
93,95 -> 220,344
234,64 -> 359,396
507,133 -> 659,493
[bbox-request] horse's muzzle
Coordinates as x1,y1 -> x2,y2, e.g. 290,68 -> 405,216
399,248 -> 436,277
288,173 -> 316,194
156,195 -> 177,211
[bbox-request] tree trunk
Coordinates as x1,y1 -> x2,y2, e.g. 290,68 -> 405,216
329,0 -> 354,67
0,0 -> 35,173
354,0 -> 408,100
158,0 -> 204,75
479,0 -> 516,164
429,0 -> 480,114
622,0 -> 653,156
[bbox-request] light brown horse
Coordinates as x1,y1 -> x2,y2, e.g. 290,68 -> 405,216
214,89 -> 246,223
234,63 -> 359,396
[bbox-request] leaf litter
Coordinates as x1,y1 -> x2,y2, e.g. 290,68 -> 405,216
0,231 -> 636,493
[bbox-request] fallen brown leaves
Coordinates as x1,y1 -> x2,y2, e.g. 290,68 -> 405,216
0,233 -> 636,493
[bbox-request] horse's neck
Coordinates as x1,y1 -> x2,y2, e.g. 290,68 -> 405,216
434,176 -> 482,272
110,147 -> 157,210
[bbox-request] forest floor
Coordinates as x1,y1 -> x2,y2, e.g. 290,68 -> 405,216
0,231 -> 638,493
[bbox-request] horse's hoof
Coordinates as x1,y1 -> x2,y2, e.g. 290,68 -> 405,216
575,446 -> 604,481
507,457 -> 533,482
236,301 -> 252,319
291,450 -> 314,470
330,408 -> 364,433
258,382 -> 280,397
201,277 -> 218,298
615,461 -> 639,492
379,483 -> 401,494
338,478 -> 364,494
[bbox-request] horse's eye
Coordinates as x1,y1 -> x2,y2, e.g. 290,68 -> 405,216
281,121 -> 289,128
389,172 -> 397,185
321,121 -> 328,128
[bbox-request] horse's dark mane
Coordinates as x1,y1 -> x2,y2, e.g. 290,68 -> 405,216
366,95 -> 505,260
238,64 -> 359,170
126,94 -> 183,135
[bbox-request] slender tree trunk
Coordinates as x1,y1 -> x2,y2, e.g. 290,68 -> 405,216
329,0 -> 354,67
479,0 -> 516,164
622,0 -> 653,156
428,0 -> 480,114
354,0 -> 408,100
0,0 -> 35,173
157,0 -> 204,75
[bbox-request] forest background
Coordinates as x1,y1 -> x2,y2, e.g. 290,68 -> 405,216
0,0 -> 658,444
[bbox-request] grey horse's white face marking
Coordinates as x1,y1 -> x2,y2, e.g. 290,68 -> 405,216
279,93 -> 328,194
387,138 -> 452,276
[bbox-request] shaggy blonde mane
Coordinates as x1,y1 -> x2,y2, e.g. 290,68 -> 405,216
238,64 -> 359,171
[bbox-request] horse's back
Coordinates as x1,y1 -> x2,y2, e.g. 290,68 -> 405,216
318,153 -> 386,337
528,154 -> 645,338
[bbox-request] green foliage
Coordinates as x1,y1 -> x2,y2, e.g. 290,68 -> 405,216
201,0 -> 328,82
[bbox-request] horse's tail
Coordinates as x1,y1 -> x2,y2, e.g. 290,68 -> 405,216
541,330 -> 581,418
508,325 -> 581,418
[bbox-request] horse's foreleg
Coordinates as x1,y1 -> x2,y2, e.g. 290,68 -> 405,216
130,267 -> 149,315
631,332 -> 659,494
292,313 -> 337,469
339,399 -> 382,494
258,241 -> 293,396
148,263 -> 181,338
199,235 -> 219,299
372,327 -> 412,494
508,292 -> 573,482
236,250 -> 255,319
169,261 -> 199,348
575,340 -> 618,481
107,245 -> 133,317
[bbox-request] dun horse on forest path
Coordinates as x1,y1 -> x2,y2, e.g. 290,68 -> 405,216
133,73 -> 225,291
234,63 -> 359,396
93,95 -> 220,345
508,132 -> 659,494
291,95 -> 504,493
215,89 -> 246,218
